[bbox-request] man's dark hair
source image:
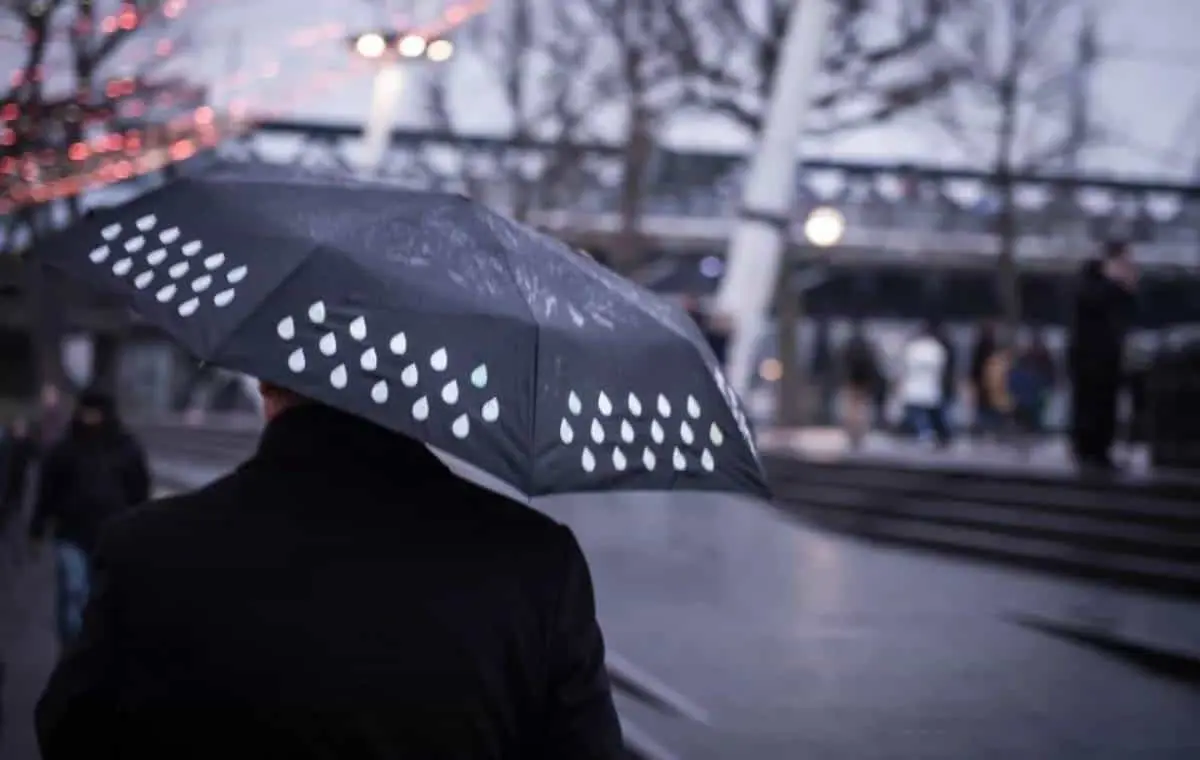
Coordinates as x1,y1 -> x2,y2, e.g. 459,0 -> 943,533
1103,240 -> 1129,260
77,386 -> 115,415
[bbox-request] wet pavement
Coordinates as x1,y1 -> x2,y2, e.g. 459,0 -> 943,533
4,456 -> 1200,759
759,427 -> 1160,479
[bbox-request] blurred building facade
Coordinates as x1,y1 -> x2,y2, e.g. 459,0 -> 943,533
2,120 -> 1198,415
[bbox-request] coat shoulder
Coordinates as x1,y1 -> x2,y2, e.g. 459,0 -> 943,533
93,469 -> 243,561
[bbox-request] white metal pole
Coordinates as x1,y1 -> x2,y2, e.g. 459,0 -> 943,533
360,64 -> 406,174
715,0 -> 833,398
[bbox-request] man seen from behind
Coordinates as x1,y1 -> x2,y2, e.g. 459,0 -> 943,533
36,383 -> 623,759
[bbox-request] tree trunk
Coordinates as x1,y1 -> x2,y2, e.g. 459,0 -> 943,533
994,75 -> 1022,330
612,107 -> 652,274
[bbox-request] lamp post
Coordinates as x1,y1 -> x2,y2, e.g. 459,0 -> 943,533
348,30 -> 456,175
775,205 -> 845,427
715,0 -> 833,399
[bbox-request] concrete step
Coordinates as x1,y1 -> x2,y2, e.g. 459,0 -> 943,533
762,451 -> 1200,501
767,460 -> 1200,527
780,483 -> 1200,561
780,498 -> 1200,598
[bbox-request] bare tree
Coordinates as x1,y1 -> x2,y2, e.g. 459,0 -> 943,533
933,0 -> 1102,325
420,0 -> 620,223
2,0 -> 195,225
666,0 -> 963,138
567,0 -> 707,273
1,0 -> 195,392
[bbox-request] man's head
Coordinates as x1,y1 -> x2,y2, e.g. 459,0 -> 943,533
1103,240 -> 1130,263
74,387 -> 115,428
258,381 -> 307,421
1102,240 -> 1137,286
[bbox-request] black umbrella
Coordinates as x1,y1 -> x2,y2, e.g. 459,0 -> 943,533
37,164 -> 768,498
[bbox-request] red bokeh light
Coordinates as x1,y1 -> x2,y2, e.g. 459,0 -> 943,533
1,0 -> 494,211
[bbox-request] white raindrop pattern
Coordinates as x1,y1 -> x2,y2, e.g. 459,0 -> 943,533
276,302 -> 501,440
85,216 -> 248,316
558,389 -> 724,475
711,366 -> 757,457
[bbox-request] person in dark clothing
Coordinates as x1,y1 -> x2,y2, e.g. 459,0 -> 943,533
840,321 -> 879,448
969,320 -> 1000,436
1068,241 -> 1138,470
36,386 -> 623,760
0,416 -> 36,531
1011,333 -> 1057,435
29,387 -> 150,646
682,294 -> 729,364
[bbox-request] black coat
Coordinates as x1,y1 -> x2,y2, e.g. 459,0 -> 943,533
29,421 -> 150,553
1,431 -> 35,511
1068,259 -> 1136,379
36,404 -> 622,760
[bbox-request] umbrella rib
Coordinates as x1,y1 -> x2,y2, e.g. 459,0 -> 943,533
471,217 -> 544,497
552,242 -> 700,347
205,241 -> 327,364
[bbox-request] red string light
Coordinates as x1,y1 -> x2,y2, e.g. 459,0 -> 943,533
1,0 -> 493,212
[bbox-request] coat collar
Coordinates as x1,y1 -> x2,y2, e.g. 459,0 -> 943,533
255,404 -> 453,487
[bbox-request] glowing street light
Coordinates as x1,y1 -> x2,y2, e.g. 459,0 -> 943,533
802,205 -> 845,248
397,34 -> 427,58
347,29 -> 457,174
348,31 -> 454,63
355,32 -> 387,58
426,39 -> 454,62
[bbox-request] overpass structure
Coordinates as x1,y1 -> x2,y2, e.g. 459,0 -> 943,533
3,117 -> 1200,338
223,119 -> 1200,272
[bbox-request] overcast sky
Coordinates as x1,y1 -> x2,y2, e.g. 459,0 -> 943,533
4,0 -> 1199,181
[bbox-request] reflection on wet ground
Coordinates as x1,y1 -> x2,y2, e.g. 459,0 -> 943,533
4,458 -> 1199,759
543,492 -> 1200,759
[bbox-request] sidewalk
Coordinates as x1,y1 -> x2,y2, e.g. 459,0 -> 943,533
758,427 -> 1164,480
758,427 -> 1200,668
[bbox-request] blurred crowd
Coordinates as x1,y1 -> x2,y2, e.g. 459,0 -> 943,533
682,241 -> 1159,472
809,242 -> 1143,471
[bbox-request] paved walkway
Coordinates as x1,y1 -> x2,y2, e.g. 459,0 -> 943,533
4,456 -> 1200,759
758,427 -> 1173,481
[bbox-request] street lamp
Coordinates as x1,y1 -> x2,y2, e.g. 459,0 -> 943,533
802,205 -> 846,247
348,30 -> 456,174
772,205 -> 843,427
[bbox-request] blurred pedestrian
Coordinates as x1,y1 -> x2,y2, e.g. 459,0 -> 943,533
681,294 -> 729,364
929,320 -> 957,449
1010,333 -> 1057,436
1068,241 -> 1138,471
812,319 -> 835,424
1123,336 -> 1154,445
36,385 -> 622,759
28,387 -> 150,648
0,415 -> 35,751
1008,335 -> 1057,458
839,320 -> 880,449
981,341 -> 1016,440
0,415 -> 35,533
969,320 -> 1001,437
900,321 -> 949,446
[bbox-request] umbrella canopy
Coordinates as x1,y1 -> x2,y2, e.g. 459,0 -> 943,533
36,164 -> 768,498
